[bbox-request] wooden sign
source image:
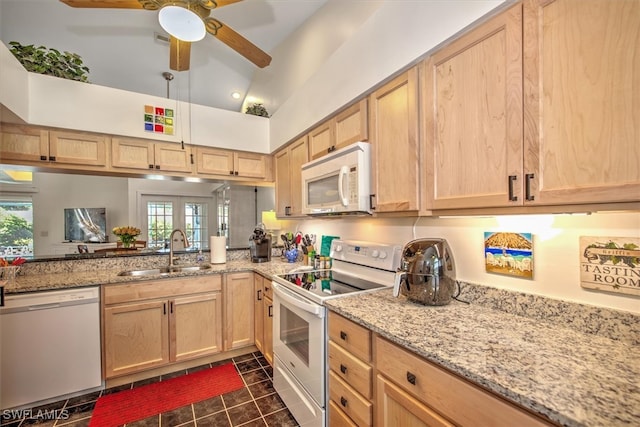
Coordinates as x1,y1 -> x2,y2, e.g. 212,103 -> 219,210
580,236 -> 640,296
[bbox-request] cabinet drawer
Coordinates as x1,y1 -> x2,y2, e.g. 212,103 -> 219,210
328,340 -> 372,399
328,312 -> 371,362
328,400 -> 358,427
375,337 -> 553,427
329,370 -> 372,427
104,275 -> 222,305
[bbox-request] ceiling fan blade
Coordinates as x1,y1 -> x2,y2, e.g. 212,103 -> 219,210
200,0 -> 243,9
204,18 -> 271,68
170,36 -> 191,71
59,0 -> 143,8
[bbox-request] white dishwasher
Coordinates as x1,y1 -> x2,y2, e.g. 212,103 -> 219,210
0,287 -> 102,409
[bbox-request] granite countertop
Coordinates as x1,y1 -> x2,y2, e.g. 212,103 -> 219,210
325,289 -> 640,427
4,259 -> 302,294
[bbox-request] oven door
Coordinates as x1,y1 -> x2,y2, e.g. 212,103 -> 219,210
272,281 -> 326,407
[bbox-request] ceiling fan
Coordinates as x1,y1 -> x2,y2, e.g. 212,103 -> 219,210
59,0 -> 272,71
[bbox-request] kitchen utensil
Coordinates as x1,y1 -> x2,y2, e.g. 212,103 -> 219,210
393,238 -> 457,305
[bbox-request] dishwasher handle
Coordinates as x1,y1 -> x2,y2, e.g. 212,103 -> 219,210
0,286 -> 4,307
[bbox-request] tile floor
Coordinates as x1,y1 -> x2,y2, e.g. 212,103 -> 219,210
1,352 -> 299,427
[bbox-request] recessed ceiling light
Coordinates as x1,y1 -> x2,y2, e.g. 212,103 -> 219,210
231,92 -> 241,99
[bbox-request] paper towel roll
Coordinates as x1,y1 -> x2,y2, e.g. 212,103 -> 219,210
210,236 -> 227,264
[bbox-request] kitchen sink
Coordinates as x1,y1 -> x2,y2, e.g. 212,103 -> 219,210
117,264 -> 212,277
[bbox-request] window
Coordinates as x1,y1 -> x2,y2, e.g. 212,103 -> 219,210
0,197 -> 34,257
141,195 -> 212,250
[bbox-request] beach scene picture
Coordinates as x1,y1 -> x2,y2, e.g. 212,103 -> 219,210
484,232 -> 533,279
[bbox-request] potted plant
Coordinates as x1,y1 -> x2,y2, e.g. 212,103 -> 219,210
8,41 -> 90,82
245,103 -> 269,117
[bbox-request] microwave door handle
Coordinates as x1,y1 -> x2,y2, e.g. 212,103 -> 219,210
338,165 -> 349,207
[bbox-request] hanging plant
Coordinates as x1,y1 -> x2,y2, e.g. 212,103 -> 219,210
8,41 -> 90,83
245,103 -> 269,118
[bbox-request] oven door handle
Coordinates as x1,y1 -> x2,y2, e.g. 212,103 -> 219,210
272,282 -> 325,318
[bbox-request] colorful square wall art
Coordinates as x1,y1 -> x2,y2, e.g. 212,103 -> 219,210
144,105 -> 174,135
484,232 -> 533,279
579,236 -> 639,297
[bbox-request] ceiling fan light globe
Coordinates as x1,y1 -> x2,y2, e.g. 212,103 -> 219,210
159,6 -> 206,42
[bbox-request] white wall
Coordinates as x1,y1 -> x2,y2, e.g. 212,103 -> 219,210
279,212 -> 640,314
260,0 -> 507,150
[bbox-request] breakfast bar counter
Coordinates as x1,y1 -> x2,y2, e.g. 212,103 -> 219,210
325,288 -> 639,427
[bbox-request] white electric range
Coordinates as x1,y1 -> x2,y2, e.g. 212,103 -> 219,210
271,239 -> 402,427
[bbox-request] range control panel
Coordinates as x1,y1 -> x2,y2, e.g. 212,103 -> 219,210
330,239 -> 402,271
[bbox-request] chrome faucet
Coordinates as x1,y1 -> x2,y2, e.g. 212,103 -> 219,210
169,229 -> 190,269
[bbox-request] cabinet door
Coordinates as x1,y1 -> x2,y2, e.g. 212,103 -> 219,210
153,142 -> 192,173
223,272 -> 255,350
254,274 -> 265,353
49,131 -> 107,167
195,147 -> 235,176
275,136 -> 309,217
335,99 -> 368,150
235,151 -> 268,179
111,137 -> 155,170
369,67 -> 420,213
170,292 -> 222,362
309,121 -> 335,160
523,0 -> 640,205
376,375 -> 454,427
263,295 -> 273,365
274,147 -> 291,217
103,300 -> 169,378
423,4 -> 523,209
0,124 -> 49,163
289,136 -> 310,216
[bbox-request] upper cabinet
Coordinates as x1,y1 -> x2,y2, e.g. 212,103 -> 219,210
195,147 -> 270,180
423,0 -> 639,211
423,3 -> 523,210
522,0 -> 640,205
309,99 -> 368,160
369,68 -> 420,213
275,136 -> 309,217
111,137 -> 193,174
0,124 -> 107,170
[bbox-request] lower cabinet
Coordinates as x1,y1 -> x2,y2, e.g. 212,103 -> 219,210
223,272 -> 255,351
102,275 -> 222,379
262,280 -> 274,365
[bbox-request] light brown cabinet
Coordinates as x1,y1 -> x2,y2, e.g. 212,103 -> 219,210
308,99 -> 368,160
0,124 -> 107,168
369,68 -> 420,213
274,135 -> 309,217
522,0 -> 640,206
375,336 -> 553,427
111,136 -> 193,173
328,312 -> 373,426
262,280 -> 274,365
253,273 -> 265,354
195,146 -> 270,180
423,3 -> 523,210
102,275 -> 222,379
223,272 -> 255,351
423,0 -> 639,211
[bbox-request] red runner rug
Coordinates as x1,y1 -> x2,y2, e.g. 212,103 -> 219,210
89,363 -> 243,427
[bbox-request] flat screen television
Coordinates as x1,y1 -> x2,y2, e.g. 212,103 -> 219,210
64,208 -> 107,242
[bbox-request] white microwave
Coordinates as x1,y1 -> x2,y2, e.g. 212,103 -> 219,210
301,142 -> 371,215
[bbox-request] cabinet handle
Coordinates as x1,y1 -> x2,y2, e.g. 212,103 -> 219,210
340,364 -> 347,374
369,194 -> 376,210
149,164 -> 154,169
229,170 -> 234,175
234,171 -> 239,176
508,175 -> 518,202
49,156 -> 56,162
525,173 -> 535,201
163,302 -> 167,315
190,153 -> 194,165
257,289 -> 262,301
268,305 -> 273,317
340,396 -> 348,407
406,371 -> 417,385
170,301 -> 174,314
155,165 -> 160,170
40,155 -> 47,161
340,331 -> 347,341
285,206 -> 291,216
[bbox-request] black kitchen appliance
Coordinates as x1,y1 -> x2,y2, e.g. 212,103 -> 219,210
249,225 -> 271,263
